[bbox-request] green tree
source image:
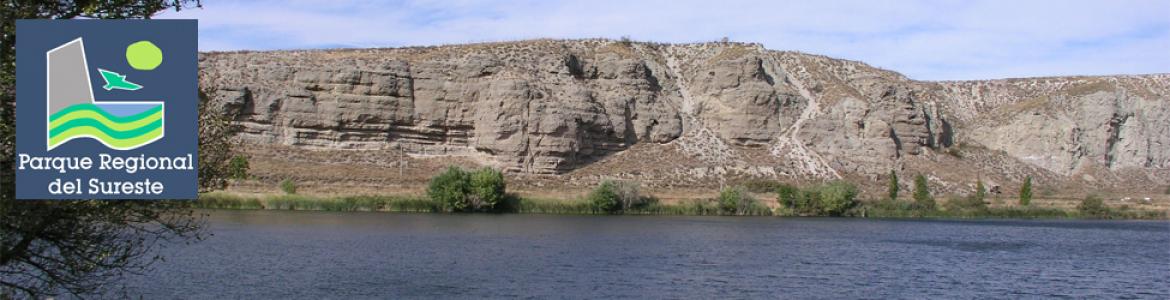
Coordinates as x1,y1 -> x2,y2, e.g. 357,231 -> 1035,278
1019,176 -> 1033,206
428,166 -> 471,212
718,186 -> 752,215
1,2 -> 219,297
227,155 -> 250,180
776,184 -> 799,208
589,180 -> 621,214
817,181 -> 859,216
913,175 -> 935,210
469,167 -> 506,211
887,170 -> 899,200
974,179 -> 986,203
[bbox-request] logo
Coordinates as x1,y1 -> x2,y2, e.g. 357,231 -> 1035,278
46,38 -> 164,150
15,20 -> 198,200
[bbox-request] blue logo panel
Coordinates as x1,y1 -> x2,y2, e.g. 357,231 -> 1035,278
15,20 -> 198,200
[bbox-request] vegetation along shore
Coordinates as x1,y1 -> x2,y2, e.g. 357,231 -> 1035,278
197,166 -> 1168,220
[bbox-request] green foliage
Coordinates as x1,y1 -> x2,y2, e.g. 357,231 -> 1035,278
776,184 -> 799,208
945,195 -> 987,212
587,180 -> 651,214
817,181 -> 859,216
279,178 -> 297,195
1078,195 -> 1110,218
778,181 -> 858,216
469,167 -> 506,211
1019,176 -> 1033,206
425,166 -> 509,212
589,180 -> 622,213
717,186 -> 750,215
887,170 -> 899,200
227,154 -> 249,180
913,175 -> 935,210
974,180 -> 986,203
428,166 -> 472,212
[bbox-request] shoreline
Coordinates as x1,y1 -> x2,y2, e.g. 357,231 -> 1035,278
196,192 -> 1169,220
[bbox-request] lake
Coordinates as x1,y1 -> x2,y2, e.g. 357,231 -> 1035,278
112,210 -> 1170,298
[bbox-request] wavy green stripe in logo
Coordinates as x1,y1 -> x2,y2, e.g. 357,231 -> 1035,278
48,126 -> 163,149
49,117 -> 162,139
49,109 -> 163,131
49,103 -> 162,123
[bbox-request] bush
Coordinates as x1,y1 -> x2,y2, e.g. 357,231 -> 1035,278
228,155 -> 249,180
587,180 -> 651,214
945,195 -> 987,211
817,181 -> 858,216
469,167 -> 507,211
428,166 -> 471,212
717,186 -> 747,215
778,181 -> 858,216
1078,195 -> 1110,218
776,184 -> 799,208
589,180 -> 622,214
1019,176 -> 1033,206
913,175 -> 934,210
279,178 -> 297,195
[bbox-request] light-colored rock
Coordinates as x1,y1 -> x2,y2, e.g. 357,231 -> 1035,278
199,40 -> 1169,193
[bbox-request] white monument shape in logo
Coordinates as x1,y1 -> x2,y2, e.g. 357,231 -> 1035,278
45,38 -> 164,151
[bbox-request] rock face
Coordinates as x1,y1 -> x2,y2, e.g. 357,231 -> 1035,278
199,40 -> 1169,193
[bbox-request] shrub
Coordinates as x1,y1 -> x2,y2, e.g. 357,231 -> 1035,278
469,167 -> 507,211
611,180 -> 644,211
279,178 -> 297,195
1019,176 -> 1033,206
945,195 -> 987,211
1078,195 -> 1109,218
718,186 -> 748,215
428,166 -> 471,212
228,154 -> 249,180
817,181 -> 859,216
589,180 -> 622,214
913,175 -> 934,210
776,184 -> 799,208
887,170 -> 899,200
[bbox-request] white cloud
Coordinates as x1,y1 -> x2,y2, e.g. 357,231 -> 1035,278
157,0 -> 1170,80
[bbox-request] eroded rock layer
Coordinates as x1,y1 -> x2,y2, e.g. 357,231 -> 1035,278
200,40 -> 1169,193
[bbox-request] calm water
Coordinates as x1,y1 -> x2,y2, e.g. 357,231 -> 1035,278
112,211 -> 1170,299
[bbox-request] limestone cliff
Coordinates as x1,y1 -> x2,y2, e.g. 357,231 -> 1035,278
199,40 -> 1169,195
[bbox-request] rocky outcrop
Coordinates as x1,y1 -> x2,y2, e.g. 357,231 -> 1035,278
199,40 -> 1169,192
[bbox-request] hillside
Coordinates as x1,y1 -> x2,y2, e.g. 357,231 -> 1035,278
198,39 -> 1170,201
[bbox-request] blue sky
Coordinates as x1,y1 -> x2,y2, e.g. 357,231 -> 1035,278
157,0 -> 1170,80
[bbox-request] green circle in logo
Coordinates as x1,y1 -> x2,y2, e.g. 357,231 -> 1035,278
126,41 -> 163,70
